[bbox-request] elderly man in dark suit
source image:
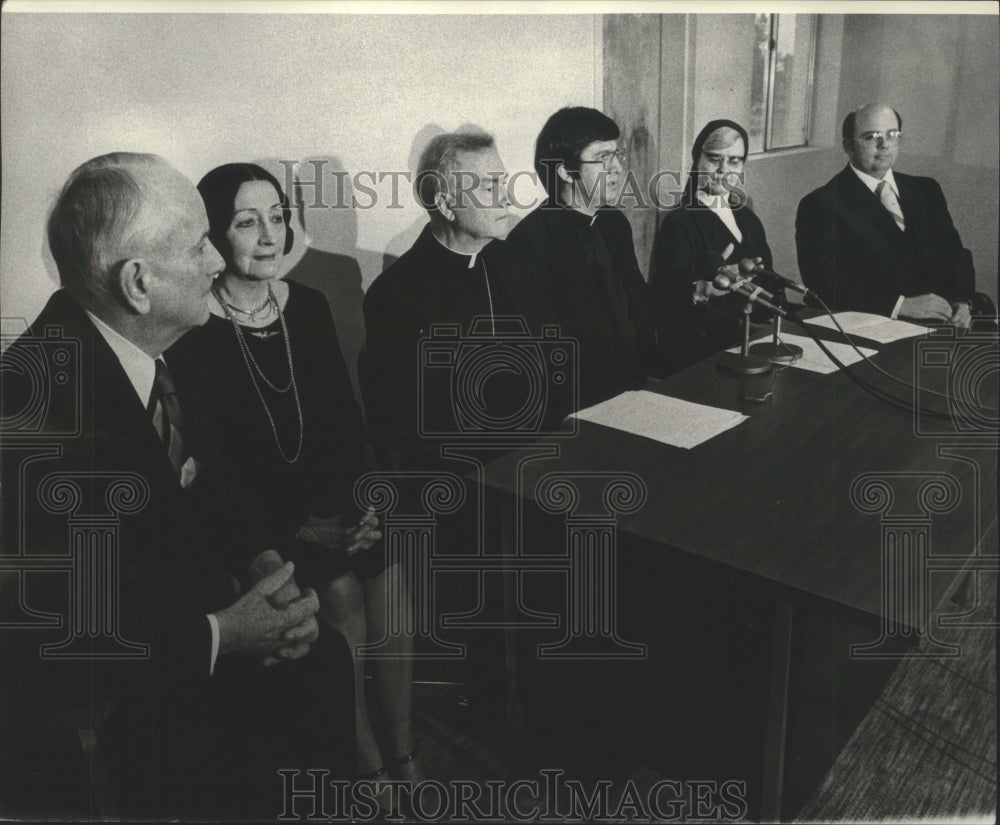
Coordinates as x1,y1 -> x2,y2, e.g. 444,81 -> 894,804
795,102 -> 979,328
0,153 -> 353,820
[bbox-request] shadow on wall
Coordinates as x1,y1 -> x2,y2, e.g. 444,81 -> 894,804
41,223 -> 60,291
382,122 -> 448,272
252,123 -> 534,408
382,121 -> 497,271
255,155 -> 371,407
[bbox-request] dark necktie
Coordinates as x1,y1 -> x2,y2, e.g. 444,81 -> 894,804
149,358 -> 187,478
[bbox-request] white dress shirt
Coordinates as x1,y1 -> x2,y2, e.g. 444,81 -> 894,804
848,165 -> 906,319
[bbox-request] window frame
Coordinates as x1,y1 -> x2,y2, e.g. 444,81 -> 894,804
754,13 -> 819,154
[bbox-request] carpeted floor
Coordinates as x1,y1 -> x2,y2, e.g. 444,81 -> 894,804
401,569 -> 996,823
794,569 -> 997,822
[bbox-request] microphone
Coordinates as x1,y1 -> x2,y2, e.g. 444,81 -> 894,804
713,273 -> 788,317
751,267 -> 814,298
713,272 -> 777,302
704,251 -> 775,294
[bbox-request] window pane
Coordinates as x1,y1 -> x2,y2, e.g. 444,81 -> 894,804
769,14 -> 816,149
748,13 -> 770,154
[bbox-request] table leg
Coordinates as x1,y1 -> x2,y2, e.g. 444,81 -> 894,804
761,597 -> 794,822
501,496 -> 526,775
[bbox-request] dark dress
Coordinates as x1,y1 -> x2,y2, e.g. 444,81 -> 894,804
652,198 -> 774,372
169,279 -> 376,582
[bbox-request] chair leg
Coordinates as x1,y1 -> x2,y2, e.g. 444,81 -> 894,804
77,728 -> 118,821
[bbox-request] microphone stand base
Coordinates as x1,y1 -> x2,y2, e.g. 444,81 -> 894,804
717,352 -> 773,375
748,342 -> 804,364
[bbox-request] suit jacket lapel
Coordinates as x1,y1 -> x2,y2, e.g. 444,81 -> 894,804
44,293 -> 185,494
895,173 -> 941,288
894,173 -> 927,241
834,166 -> 909,252
168,337 -> 225,477
86,317 -> 185,495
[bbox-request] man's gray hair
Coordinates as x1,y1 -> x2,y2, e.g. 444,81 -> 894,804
47,152 -> 166,301
414,131 -> 495,216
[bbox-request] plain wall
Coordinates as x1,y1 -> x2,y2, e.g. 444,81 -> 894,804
736,14 -> 999,304
0,12 -> 600,327
3,12 -> 997,326
603,12 -> 998,311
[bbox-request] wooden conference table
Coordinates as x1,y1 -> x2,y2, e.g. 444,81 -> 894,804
475,318 -> 998,821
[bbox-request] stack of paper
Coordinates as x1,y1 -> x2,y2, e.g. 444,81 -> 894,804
804,311 -> 930,344
568,391 -> 748,449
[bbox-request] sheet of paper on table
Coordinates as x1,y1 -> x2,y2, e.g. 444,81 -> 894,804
568,390 -> 749,449
803,311 -> 930,343
730,333 -> 878,374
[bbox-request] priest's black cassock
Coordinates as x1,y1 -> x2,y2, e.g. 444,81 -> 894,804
362,224 -> 548,451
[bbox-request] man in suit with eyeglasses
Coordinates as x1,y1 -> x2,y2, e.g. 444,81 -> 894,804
795,102 -> 981,328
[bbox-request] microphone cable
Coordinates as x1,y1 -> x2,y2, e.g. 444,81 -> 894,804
709,255 -> 997,426
801,292 -> 998,416
783,309 -> 997,426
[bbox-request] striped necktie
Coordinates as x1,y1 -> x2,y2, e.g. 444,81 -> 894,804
149,358 -> 187,478
876,180 -> 905,232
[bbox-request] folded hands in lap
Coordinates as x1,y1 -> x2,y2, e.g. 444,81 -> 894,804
220,550 -> 320,667
295,508 -> 382,555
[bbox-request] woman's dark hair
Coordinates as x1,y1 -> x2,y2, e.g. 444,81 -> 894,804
197,163 -> 294,263
534,107 -> 620,205
681,119 -> 750,208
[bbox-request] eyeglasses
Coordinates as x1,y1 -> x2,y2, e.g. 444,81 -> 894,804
579,148 -> 628,170
702,151 -> 745,168
857,130 -> 902,145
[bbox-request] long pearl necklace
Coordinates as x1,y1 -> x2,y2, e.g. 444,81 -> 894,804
213,282 -> 303,464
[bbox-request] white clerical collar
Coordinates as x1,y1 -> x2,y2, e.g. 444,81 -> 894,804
696,189 -> 743,243
430,230 -> 481,269
85,309 -> 158,407
850,164 -> 899,197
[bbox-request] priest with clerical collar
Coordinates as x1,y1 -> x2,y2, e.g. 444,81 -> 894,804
363,130 -> 543,450
506,106 -> 663,412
